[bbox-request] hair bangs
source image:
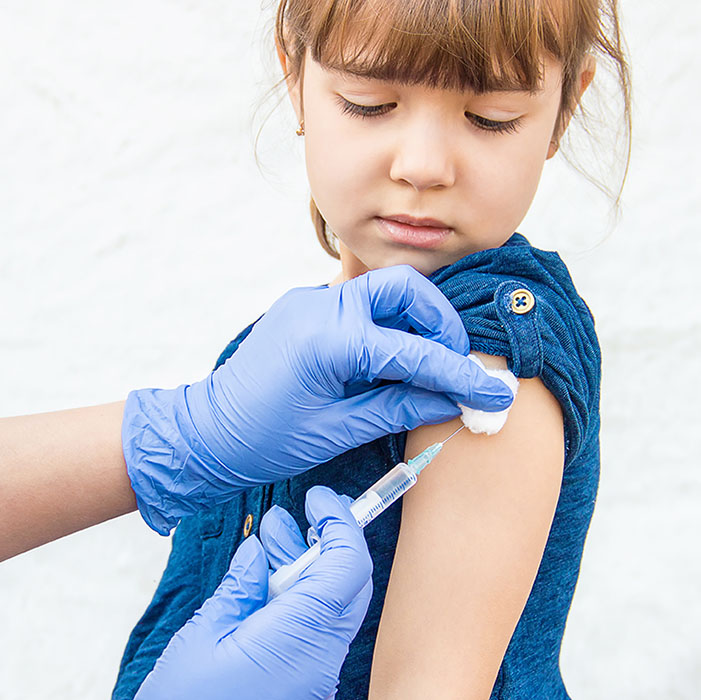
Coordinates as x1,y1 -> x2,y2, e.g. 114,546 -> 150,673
290,0 -> 576,94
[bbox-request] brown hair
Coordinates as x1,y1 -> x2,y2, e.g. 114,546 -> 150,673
275,0 -> 632,259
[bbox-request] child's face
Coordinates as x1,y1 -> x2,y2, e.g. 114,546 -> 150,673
288,51 -> 577,277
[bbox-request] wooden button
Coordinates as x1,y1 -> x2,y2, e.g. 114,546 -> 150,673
510,289 -> 535,314
243,513 -> 254,538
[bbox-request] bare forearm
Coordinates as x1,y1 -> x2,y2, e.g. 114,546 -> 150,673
0,402 -> 137,561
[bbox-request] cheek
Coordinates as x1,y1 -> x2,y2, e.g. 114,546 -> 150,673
305,125 -> 379,221
469,135 -> 550,221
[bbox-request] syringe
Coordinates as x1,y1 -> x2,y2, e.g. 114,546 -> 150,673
267,424 -> 465,600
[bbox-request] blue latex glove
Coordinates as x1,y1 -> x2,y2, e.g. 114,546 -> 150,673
123,265 -> 514,533
135,486 -> 372,700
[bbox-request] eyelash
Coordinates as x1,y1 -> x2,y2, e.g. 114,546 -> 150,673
336,96 -> 523,134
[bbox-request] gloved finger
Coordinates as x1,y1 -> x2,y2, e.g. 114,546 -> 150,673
354,266 -> 470,354
337,576 -> 373,626
292,486 -> 372,612
326,576 -> 374,657
193,535 -> 269,633
363,326 -> 514,411
305,493 -> 354,547
320,384 -> 462,450
260,505 -> 307,570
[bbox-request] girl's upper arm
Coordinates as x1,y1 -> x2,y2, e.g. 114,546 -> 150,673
368,353 -> 565,700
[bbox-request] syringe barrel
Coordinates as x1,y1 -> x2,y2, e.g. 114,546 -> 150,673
350,462 -> 416,528
268,462 -> 416,601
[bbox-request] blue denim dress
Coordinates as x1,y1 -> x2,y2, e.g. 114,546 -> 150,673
112,233 -> 601,699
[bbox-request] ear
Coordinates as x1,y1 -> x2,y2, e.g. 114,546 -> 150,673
275,36 -> 304,124
547,55 -> 597,159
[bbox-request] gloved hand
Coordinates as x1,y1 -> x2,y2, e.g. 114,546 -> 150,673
135,486 -> 372,700
124,264 -> 514,533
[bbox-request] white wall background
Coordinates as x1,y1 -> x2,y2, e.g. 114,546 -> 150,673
0,1 -> 698,697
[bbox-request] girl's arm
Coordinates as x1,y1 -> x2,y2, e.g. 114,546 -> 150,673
368,353 -> 565,700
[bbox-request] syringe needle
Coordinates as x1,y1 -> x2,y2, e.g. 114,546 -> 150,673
441,424 -> 466,445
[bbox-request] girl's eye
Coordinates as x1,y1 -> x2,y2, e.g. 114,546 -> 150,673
337,96 -> 396,118
466,112 -> 523,135
336,96 -> 521,134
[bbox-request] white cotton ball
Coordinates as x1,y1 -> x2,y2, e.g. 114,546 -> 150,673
458,355 -> 519,435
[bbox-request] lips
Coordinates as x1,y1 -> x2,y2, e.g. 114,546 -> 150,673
376,214 -> 452,249
385,214 -> 451,228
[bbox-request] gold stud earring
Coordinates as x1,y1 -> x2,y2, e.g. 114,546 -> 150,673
296,121 -> 305,136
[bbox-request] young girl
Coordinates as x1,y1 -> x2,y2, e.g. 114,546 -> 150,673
113,1 -> 631,697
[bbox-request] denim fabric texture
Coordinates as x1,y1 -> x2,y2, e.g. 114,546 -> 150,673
112,234 -> 601,700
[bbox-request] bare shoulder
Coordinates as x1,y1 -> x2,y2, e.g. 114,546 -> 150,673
369,353 -> 564,700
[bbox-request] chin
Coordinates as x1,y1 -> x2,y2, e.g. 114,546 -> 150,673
362,248 -> 455,277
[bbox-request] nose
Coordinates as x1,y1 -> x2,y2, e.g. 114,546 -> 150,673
388,120 -> 457,192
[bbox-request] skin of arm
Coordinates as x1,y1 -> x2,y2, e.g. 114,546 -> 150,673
368,353 -> 565,700
0,402 -> 136,561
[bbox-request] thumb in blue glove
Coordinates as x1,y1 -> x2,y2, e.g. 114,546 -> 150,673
135,486 -> 372,700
